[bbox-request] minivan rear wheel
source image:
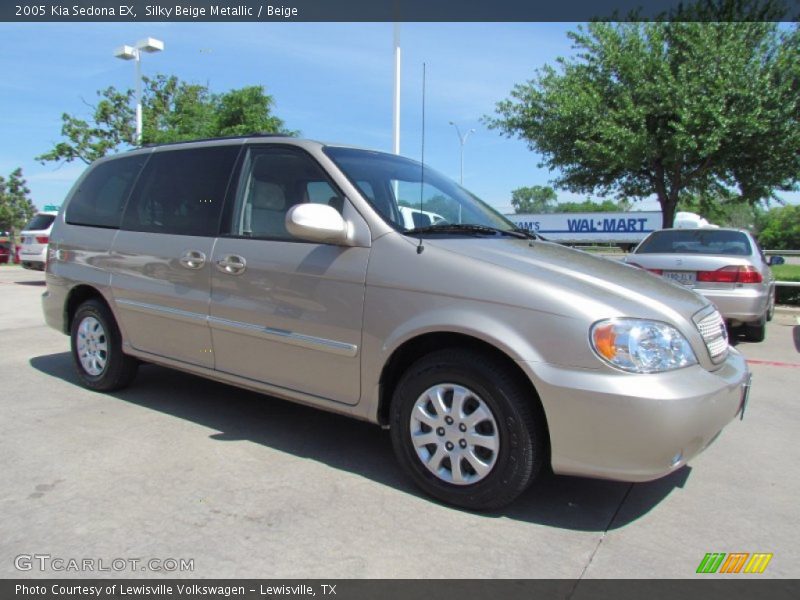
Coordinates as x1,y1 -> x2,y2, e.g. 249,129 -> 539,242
389,349 -> 545,510
71,299 -> 138,391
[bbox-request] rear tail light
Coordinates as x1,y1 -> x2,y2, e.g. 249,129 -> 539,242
628,262 -> 663,275
36,236 -> 49,244
697,265 -> 763,284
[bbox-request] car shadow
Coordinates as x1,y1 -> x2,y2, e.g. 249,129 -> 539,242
30,351 -> 690,531
794,326 -> 800,353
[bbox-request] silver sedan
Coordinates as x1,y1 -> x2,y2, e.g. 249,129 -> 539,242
624,228 -> 776,342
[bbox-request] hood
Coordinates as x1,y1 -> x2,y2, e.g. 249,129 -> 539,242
424,237 -> 711,324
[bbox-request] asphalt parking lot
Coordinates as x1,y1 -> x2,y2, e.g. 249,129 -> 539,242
1,264 -> 798,579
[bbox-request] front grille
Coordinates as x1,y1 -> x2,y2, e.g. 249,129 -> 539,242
695,309 -> 729,364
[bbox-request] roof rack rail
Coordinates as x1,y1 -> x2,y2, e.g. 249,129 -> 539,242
140,132 -> 291,149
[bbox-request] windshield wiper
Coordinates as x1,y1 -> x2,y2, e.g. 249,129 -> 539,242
406,223 -> 539,239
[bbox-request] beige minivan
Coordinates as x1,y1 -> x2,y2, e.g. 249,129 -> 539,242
43,136 -> 751,509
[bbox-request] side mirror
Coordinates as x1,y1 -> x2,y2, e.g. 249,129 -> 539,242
285,203 -> 351,245
768,255 -> 785,266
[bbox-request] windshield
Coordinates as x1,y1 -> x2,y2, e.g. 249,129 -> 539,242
324,147 -> 515,234
635,229 -> 753,256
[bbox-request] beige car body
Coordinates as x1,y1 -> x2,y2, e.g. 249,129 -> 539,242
43,137 -> 750,487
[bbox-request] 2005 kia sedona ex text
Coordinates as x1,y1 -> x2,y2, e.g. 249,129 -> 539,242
42,136 -> 751,509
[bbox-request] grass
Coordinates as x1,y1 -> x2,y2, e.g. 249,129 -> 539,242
772,264 -> 800,282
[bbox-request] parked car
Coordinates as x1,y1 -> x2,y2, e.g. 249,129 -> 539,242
43,137 -> 750,510
625,228 -> 776,342
0,241 -> 10,264
19,211 -> 58,270
398,206 -> 447,229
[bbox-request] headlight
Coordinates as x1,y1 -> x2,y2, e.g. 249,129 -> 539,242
590,319 -> 697,373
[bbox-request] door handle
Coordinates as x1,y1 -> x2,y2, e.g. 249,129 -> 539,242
180,250 -> 206,270
216,254 -> 247,275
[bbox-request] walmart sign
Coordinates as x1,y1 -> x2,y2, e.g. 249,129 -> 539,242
507,211 -> 662,245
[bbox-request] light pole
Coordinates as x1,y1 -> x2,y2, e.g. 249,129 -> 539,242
114,37 -> 164,145
449,122 -> 475,185
392,23 -> 401,155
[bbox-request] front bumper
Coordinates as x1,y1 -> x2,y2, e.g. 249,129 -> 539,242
523,348 -> 749,482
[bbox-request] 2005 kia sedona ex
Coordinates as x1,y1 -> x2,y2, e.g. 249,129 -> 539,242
43,136 -> 751,510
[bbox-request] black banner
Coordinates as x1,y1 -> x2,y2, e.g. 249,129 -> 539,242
4,580 -> 800,600
3,0 -> 799,22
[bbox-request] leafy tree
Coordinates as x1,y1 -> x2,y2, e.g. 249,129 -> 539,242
487,15 -> 800,227
557,199 -> 622,213
38,75 -> 294,164
36,87 -> 134,164
756,205 -> 800,250
0,168 -> 36,253
215,86 -> 290,137
678,191 -> 762,229
511,185 -> 557,213
141,75 -> 216,145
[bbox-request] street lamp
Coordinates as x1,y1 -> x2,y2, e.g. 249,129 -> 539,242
114,37 -> 164,145
449,122 -> 475,185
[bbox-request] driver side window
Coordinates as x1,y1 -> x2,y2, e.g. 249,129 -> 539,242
229,148 -> 344,241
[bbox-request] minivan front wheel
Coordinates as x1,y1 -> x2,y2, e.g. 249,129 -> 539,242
390,349 -> 545,510
71,299 -> 138,391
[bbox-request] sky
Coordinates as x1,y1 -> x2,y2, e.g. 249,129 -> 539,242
0,21 -> 797,214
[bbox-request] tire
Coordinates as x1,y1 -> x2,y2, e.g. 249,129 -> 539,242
70,299 -> 138,391
389,349 -> 546,510
744,313 -> 767,343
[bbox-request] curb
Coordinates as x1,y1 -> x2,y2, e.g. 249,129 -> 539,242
775,305 -> 800,314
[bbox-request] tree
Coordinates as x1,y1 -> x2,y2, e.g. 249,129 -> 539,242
510,185 -> 557,213
0,168 -> 36,254
557,199 -> 622,213
36,87 -> 134,165
38,75 -> 294,164
486,14 -> 800,227
678,190 -> 762,229
756,205 -> 800,250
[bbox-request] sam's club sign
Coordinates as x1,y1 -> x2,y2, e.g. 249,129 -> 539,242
507,211 -> 661,244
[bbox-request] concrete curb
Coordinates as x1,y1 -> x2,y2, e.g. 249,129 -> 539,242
775,305 -> 800,314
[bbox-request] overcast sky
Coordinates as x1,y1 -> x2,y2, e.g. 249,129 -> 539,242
1,21 -> 797,213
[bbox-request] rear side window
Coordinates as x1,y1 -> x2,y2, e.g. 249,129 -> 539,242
65,155 -> 147,228
122,146 -> 240,236
24,214 -> 56,231
636,229 -> 753,256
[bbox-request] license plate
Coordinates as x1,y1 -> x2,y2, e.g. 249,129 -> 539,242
23,237 -> 33,245
663,270 -> 696,286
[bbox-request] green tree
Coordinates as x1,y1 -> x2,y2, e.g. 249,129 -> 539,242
511,185 -> 558,213
557,199 -> 621,213
140,75 -> 216,145
215,86 -> 291,137
36,87 -> 134,164
0,168 -> 36,254
756,205 -> 800,250
487,15 -> 800,227
678,191 -> 762,229
38,75 -> 294,164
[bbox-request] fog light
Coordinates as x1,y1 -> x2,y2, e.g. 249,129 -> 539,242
670,452 -> 683,467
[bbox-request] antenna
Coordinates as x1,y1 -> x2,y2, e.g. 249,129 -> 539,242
417,62 -> 426,255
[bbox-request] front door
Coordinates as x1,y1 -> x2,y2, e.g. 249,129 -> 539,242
209,146 -> 368,405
